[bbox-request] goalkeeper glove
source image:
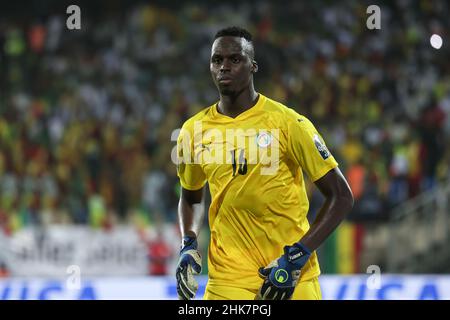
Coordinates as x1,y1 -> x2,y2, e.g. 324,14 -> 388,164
256,242 -> 311,300
176,235 -> 202,300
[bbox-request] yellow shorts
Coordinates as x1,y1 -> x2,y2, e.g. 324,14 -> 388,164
203,277 -> 322,300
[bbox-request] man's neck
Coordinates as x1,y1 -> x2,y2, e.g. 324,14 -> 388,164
217,89 -> 259,118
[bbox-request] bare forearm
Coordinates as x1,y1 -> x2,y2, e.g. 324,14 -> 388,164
300,195 -> 353,251
178,200 -> 203,238
300,168 -> 354,251
178,188 -> 205,239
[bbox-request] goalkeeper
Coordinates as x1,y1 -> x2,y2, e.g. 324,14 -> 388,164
175,26 -> 354,300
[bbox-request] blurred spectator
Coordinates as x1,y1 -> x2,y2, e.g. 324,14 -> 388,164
147,229 -> 173,276
0,262 -> 10,278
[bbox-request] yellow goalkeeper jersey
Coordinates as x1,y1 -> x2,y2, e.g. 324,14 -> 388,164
176,93 -> 338,290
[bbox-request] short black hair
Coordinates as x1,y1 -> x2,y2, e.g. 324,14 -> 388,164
213,26 -> 255,59
214,26 -> 253,42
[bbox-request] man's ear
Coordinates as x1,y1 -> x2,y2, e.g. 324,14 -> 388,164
252,60 -> 258,73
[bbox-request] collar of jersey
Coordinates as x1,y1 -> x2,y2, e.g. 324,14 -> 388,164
210,93 -> 266,122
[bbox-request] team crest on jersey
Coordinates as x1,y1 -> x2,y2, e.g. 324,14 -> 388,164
256,132 -> 272,148
313,134 -> 330,160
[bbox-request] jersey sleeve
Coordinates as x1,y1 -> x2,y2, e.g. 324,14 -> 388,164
286,112 -> 338,182
176,124 -> 207,190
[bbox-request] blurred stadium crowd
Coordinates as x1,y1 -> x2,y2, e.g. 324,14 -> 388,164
1,1 -> 450,273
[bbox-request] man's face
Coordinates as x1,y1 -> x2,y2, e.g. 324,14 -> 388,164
210,36 -> 256,96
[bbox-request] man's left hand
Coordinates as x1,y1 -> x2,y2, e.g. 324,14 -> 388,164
256,242 -> 311,300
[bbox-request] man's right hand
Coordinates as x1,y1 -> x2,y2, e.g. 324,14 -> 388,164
176,235 -> 202,300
